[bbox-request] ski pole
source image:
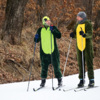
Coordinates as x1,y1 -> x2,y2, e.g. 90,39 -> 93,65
50,30 -> 54,90
80,27 -> 85,83
27,42 -> 36,92
62,37 -> 72,77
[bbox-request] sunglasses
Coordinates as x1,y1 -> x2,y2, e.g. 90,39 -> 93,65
44,18 -> 47,21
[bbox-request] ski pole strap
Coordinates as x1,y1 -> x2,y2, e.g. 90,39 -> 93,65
34,42 -> 36,56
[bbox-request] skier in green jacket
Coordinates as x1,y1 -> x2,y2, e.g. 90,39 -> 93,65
34,16 -> 62,87
70,11 -> 94,87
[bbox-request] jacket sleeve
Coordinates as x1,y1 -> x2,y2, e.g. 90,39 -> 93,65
34,27 -> 42,43
72,24 -> 78,38
85,22 -> 93,39
52,26 -> 61,39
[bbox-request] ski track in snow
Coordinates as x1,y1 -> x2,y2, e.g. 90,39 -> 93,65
0,69 -> 100,100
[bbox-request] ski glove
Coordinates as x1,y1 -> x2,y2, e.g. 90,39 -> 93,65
80,31 -> 86,37
34,34 -> 39,42
50,25 -> 53,33
70,32 -> 74,38
35,34 -> 39,39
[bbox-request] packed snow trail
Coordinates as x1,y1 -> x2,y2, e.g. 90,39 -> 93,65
0,69 -> 100,100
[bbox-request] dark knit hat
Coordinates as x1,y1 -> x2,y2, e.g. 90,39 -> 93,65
77,11 -> 87,19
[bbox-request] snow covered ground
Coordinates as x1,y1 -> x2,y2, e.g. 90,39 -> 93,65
0,69 -> 100,100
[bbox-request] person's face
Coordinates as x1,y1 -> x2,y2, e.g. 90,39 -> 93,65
77,16 -> 83,21
45,20 -> 51,26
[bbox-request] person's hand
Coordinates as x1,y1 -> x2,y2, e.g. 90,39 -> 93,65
80,31 -> 84,35
70,32 -> 74,38
50,25 -> 53,30
80,31 -> 86,37
35,34 -> 39,39
50,25 -> 54,33
35,34 -> 39,42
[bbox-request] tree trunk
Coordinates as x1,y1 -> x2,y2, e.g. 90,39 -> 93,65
82,0 -> 94,20
94,10 -> 100,30
36,0 -> 46,23
1,0 -> 28,45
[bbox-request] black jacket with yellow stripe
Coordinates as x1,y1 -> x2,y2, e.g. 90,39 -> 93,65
73,20 -> 93,57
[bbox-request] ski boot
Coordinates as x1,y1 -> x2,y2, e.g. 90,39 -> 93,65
88,79 -> 94,87
58,78 -> 62,86
78,79 -> 85,88
40,79 -> 46,87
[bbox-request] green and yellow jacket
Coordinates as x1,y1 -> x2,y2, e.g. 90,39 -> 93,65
73,20 -> 93,57
34,26 -> 61,62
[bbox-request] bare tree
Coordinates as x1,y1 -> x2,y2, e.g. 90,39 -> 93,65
1,0 -> 28,45
82,0 -> 94,20
94,9 -> 100,30
36,0 -> 47,23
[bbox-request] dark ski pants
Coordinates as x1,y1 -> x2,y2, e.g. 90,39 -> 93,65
41,54 -> 62,79
76,46 -> 94,80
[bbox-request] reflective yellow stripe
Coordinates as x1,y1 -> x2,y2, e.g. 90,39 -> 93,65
76,24 -> 86,51
41,27 -> 54,54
